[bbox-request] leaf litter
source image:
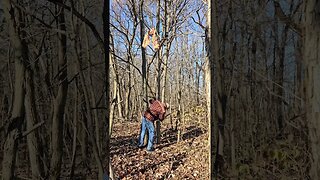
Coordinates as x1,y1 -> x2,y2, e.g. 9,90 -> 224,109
110,120 -> 209,180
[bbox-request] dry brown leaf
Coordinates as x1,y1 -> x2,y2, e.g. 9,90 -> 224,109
142,33 -> 150,48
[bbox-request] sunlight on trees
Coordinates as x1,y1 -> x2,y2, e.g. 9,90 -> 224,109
1,0 -> 319,179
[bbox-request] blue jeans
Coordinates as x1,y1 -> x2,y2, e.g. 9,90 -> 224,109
138,116 -> 155,150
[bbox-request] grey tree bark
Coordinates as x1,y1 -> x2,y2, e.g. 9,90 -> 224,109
25,64 -> 45,179
103,0 -> 110,176
50,1 -> 68,178
212,0 -> 226,175
1,0 -> 26,178
139,0 -> 149,146
110,35 -> 118,137
207,0 -> 214,178
71,9 -> 104,179
155,0 -> 162,145
304,0 -> 320,179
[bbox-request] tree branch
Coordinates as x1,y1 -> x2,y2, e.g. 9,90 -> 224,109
46,0 -> 105,51
190,9 -> 205,29
20,121 -> 45,138
273,0 -> 303,35
111,51 -> 142,75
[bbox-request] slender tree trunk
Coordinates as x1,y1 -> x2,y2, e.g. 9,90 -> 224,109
169,83 -> 173,129
17,5 -> 45,179
103,0 -> 110,176
140,0 -> 147,109
69,84 -> 78,178
116,85 -> 123,120
177,63 -> 182,142
125,62 -> 132,121
156,0 -> 161,101
110,35 -> 118,136
50,1 -> 68,178
155,0 -> 162,145
2,1 -> 26,178
296,39 -> 303,109
212,0 -> 226,175
305,0 -> 320,179
85,35 -> 102,155
195,61 -> 202,105
80,97 -> 89,171
161,0 -> 173,103
272,17 -> 279,134
25,67 -> 45,179
72,19 -> 104,180
140,0 -> 149,145
207,0 -> 214,178
230,96 -> 236,173
276,21 -> 289,135
108,38 -> 117,180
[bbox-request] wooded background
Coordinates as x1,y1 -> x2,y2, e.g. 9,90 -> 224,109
1,0 -> 320,179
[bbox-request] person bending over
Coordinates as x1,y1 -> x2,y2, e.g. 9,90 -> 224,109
138,99 -> 168,152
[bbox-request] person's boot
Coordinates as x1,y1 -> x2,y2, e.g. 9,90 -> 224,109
146,147 -> 155,153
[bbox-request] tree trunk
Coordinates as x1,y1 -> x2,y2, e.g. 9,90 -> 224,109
2,0 -> 26,179
69,85 -> 78,178
161,0 -> 173,131
110,35 -> 118,136
155,0 -> 162,145
176,62 -> 182,142
305,0 -> 320,179
207,0 -> 214,178
80,98 -> 89,171
103,0 -> 110,176
72,16 -> 104,180
140,0 -> 149,146
195,61 -> 202,105
25,67 -> 45,179
116,85 -> 124,120
230,96 -> 236,173
212,0 -> 226,175
169,83 -> 173,129
140,0 -> 147,109
296,39 -> 303,109
84,18 -> 102,155
109,37 -> 117,180
275,14 -> 289,135
50,1 -> 68,178
125,65 -> 132,121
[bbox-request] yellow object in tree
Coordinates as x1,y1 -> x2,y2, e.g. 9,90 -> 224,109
142,33 -> 150,48
142,27 -> 160,49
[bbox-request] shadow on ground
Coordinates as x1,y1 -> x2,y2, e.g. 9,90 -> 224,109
156,125 -> 205,150
122,152 -> 187,179
110,134 -> 139,157
110,125 -> 205,156
110,124 -> 206,179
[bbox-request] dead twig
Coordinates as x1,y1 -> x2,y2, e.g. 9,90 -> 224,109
21,121 -> 45,138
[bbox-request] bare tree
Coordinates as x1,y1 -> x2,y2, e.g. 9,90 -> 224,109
49,1 -> 68,178
103,0 -> 110,177
25,54 -> 45,179
304,0 -> 320,179
1,0 -> 27,179
207,0 -> 214,177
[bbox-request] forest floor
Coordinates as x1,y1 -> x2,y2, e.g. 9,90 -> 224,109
110,120 -> 209,180
0,114 -> 309,179
110,118 -> 310,180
